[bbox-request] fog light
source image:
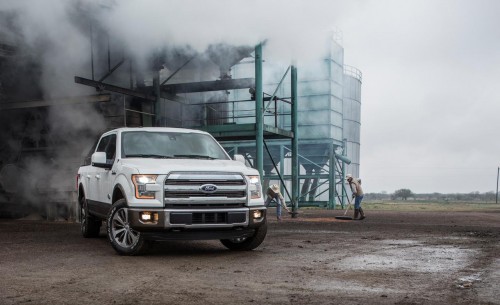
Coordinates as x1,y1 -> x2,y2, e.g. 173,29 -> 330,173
139,212 -> 158,223
140,212 -> 152,221
253,210 -> 262,219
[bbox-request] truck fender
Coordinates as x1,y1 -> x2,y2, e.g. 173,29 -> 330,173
112,184 -> 128,205
113,174 -> 133,204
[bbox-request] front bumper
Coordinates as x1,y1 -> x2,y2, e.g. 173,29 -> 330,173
128,206 -> 266,240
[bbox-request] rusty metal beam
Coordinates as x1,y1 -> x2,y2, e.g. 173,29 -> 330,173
74,76 -> 183,103
161,78 -> 255,94
75,76 -> 156,101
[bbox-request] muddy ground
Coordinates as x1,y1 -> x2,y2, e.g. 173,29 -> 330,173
0,208 -> 499,305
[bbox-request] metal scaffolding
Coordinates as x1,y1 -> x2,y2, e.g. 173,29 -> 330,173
74,28 -> 351,213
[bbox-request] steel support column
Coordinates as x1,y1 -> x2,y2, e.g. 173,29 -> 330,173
153,70 -> 161,126
328,144 -> 336,209
341,138 -> 348,208
291,65 -> 299,216
280,145 -> 285,196
255,44 -> 264,178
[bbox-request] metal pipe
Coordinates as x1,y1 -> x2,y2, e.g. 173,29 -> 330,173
309,178 -> 318,202
255,44 -> 264,178
123,95 -> 126,127
153,70 -> 162,126
335,153 -> 351,165
90,23 -> 94,81
129,60 -> 133,89
274,98 -> 278,127
280,145 -> 285,196
342,138 -> 348,207
328,144 -> 335,209
107,34 -> 111,71
291,65 -> 299,216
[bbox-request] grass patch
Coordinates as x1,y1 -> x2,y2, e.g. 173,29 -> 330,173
363,201 -> 500,212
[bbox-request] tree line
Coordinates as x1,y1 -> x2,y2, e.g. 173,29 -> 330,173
365,189 -> 497,202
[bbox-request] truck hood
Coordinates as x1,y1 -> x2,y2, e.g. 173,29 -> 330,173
120,158 -> 259,176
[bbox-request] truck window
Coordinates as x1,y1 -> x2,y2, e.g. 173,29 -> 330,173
83,137 -> 100,166
121,131 -> 229,160
96,134 -> 116,163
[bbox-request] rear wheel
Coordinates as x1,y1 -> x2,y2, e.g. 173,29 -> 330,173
220,222 -> 267,251
107,199 -> 148,255
80,194 -> 101,238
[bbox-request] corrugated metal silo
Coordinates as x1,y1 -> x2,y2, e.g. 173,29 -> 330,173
343,65 -> 362,178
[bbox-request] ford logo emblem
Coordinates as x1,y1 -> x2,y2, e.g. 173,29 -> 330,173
200,184 -> 218,193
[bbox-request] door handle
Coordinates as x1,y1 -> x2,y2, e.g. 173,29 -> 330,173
95,174 -> 101,179
86,175 -> 91,179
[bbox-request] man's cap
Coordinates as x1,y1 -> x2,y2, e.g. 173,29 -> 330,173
270,184 -> 280,192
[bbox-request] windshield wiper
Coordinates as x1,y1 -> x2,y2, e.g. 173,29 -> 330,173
173,154 -> 217,160
125,154 -> 173,159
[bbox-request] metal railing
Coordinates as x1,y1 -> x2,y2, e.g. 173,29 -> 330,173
344,65 -> 362,82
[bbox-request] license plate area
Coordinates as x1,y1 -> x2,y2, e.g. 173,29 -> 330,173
170,211 -> 246,225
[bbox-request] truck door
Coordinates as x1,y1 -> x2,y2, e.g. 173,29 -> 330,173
97,133 -> 116,207
88,134 -> 114,217
80,139 -> 99,204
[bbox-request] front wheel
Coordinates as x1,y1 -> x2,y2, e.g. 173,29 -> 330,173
220,222 -> 267,251
107,199 -> 148,255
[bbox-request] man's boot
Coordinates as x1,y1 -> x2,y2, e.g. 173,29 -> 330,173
354,209 -> 359,220
358,207 -> 366,220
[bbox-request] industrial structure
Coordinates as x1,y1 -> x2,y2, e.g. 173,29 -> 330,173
0,6 -> 362,219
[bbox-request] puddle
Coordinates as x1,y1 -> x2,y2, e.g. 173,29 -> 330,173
456,273 -> 482,289
304,278 -> 401,294
380,239 -> 421,246
272,229 -> 351,234
338,240 -> 478,273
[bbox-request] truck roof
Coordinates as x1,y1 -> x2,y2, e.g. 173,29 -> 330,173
105,127 -> 209,135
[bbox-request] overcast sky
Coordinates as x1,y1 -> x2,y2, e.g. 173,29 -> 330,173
4,0 -> 499,194
333,0 -> 500,193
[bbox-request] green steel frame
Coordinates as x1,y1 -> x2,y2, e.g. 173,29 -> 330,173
212,44 -> 352,211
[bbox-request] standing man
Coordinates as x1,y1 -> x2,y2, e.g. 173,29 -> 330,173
346,174 -> 365,220
265,184 -> 290,221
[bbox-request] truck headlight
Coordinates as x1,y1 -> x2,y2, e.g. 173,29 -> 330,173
247,175 -> 262,199
132,174 -> 158,199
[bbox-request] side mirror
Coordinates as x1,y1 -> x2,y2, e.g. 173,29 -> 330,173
234,154 -> 246,165
92,152 -> 112,169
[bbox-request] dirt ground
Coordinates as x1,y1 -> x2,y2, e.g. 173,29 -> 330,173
0,207 -> 499,305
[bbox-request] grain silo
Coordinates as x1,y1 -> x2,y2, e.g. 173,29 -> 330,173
221,33 -> 362,208
343,65 -> 362,178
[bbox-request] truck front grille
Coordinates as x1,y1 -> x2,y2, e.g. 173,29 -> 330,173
164,191 -> 246,198
164,172 -> 247,208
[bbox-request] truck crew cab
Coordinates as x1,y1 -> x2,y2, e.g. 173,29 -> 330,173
77,127 -> 267,255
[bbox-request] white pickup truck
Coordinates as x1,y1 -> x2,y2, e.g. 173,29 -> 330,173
77,127 -> 267,255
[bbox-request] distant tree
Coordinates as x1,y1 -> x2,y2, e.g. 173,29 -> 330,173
393,188 -> 414,200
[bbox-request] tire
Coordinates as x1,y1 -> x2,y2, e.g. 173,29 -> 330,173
80,194 -> 101,238
220,221 -> 268,251
106,199 -> 148,256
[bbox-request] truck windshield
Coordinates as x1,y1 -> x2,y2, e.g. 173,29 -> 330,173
121,131 -> 230,160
